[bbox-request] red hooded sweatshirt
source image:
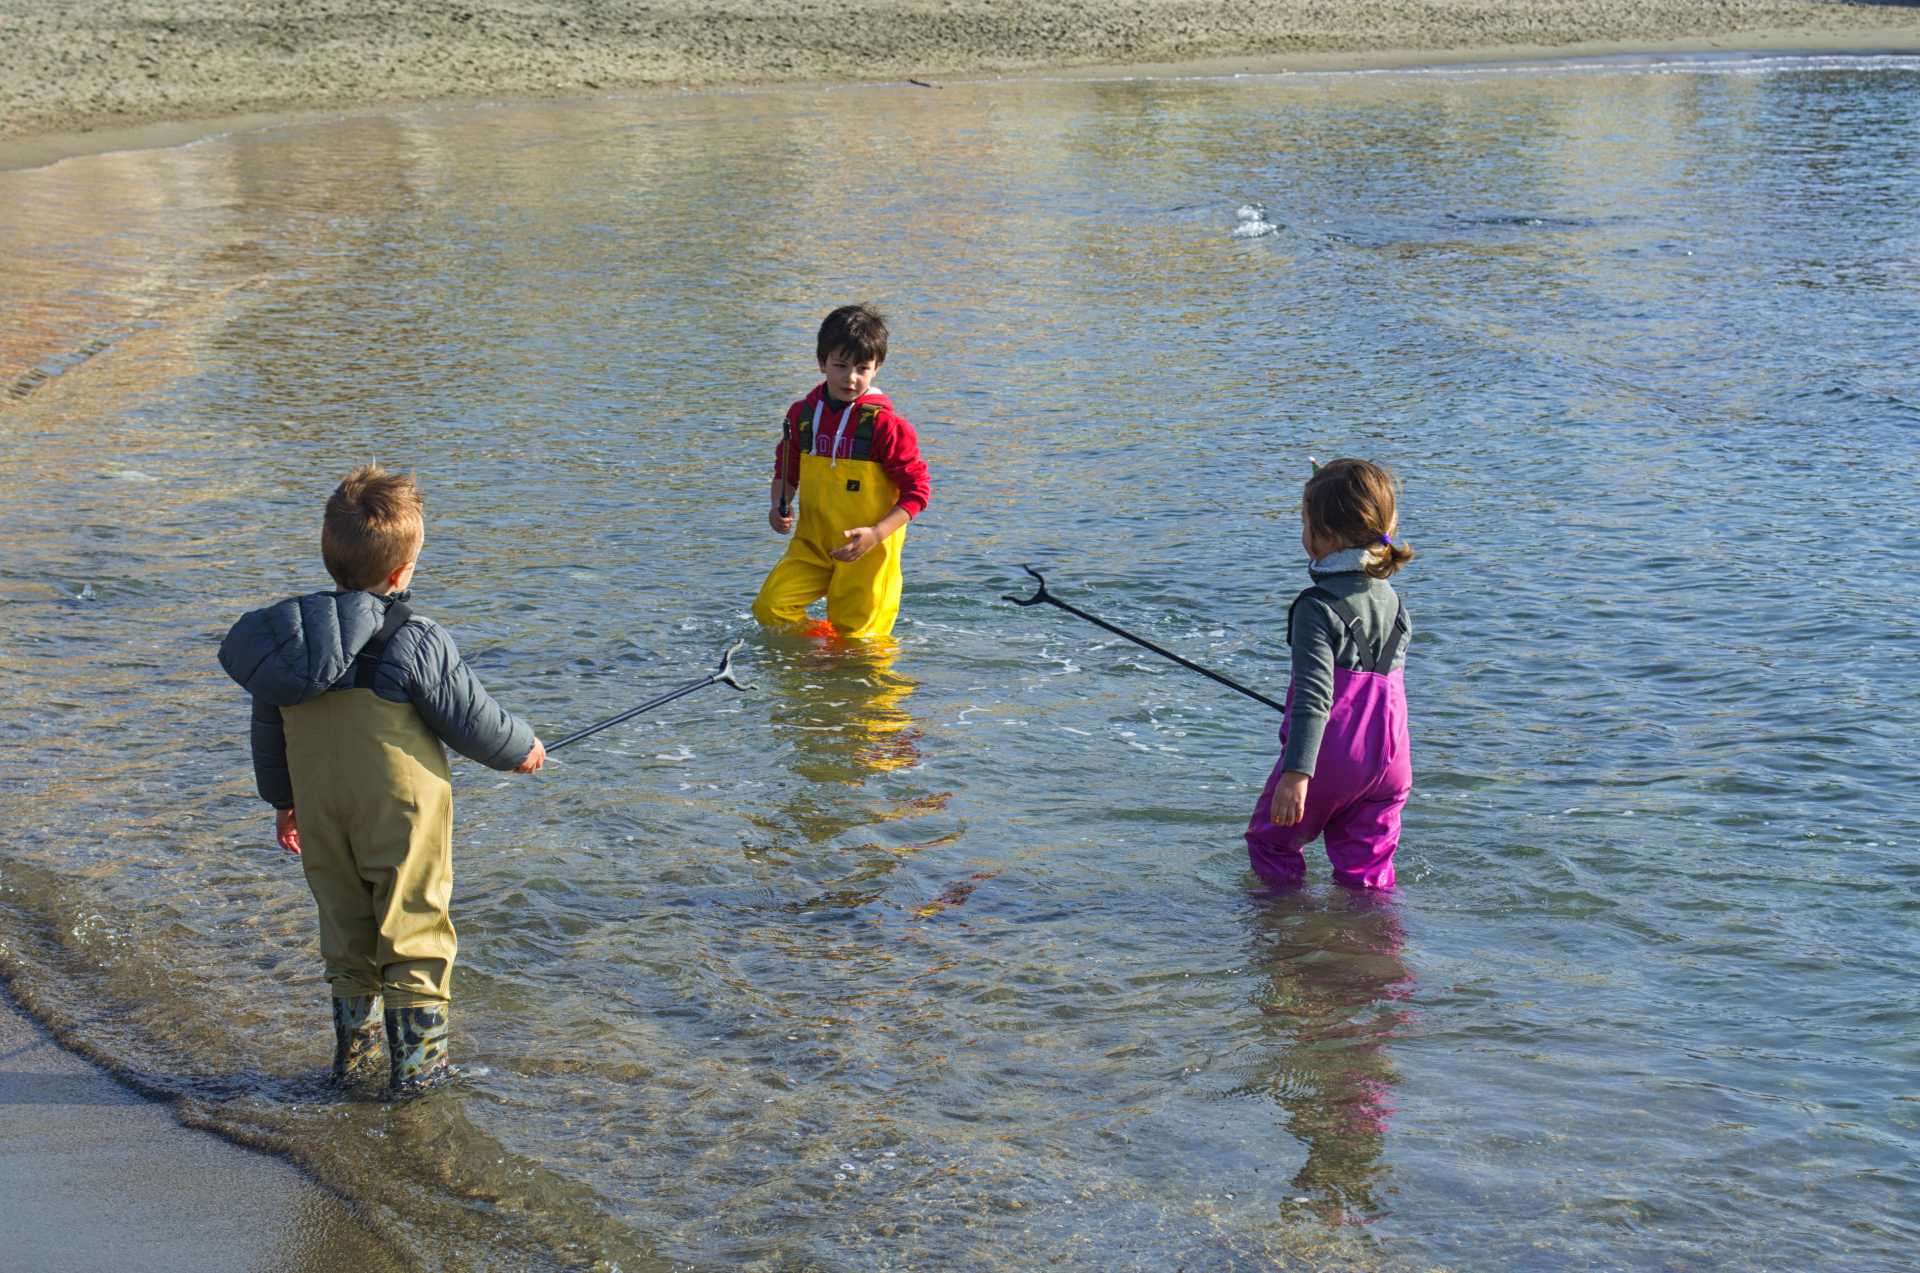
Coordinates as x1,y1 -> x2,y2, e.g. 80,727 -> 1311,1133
773,385 -> 931,519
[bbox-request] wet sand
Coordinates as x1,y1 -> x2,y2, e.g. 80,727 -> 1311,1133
3,0 -> 1918,159
0,983 -> 408,1273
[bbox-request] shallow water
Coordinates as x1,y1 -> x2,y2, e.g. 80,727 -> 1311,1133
2,53 -> 1918,1271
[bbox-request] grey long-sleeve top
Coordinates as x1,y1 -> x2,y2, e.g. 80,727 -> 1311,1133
219,589 -> 535,808
1281,555 -> 1410,776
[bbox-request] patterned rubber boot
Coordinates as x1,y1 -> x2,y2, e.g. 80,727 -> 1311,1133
330,994 -> 384,1084
384,1003 -> 452,1094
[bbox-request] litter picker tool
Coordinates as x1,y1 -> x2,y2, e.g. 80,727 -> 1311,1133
546,640 -> 750,753
1003,565 -> 1285,714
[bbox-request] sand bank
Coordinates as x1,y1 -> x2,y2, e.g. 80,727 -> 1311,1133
0,983 -> 407,1272
4,1 -> 1918,156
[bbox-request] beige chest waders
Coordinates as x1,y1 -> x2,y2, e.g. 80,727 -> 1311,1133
283,680 -> 457,1009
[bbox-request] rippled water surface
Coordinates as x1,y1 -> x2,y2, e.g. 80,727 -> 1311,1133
3,54 -> 1918,1271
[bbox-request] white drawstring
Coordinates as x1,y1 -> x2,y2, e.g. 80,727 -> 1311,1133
814,397 -> 856,468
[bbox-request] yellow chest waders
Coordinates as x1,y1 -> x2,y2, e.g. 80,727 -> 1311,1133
753,399 -> 907,638
281,611 -> 457,1009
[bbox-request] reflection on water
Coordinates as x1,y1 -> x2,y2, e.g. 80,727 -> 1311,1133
1233,892 -> 1410,1226
2,53 -> 1918,1271
749,632 -> 946,912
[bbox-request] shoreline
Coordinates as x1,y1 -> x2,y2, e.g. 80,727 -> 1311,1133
0,979 -> 408,1272
6,37 -> 1918,175
3,1 -> 1917,169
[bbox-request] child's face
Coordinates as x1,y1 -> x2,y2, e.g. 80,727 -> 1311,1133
819,349 -> 879,402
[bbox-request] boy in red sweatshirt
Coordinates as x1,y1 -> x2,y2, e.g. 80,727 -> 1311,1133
752,305 -> 931,638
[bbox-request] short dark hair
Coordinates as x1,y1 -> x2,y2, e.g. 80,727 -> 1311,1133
322,465 -> 424,591
816,304 -> 889,366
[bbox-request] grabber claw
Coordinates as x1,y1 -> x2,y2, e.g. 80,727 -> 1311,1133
715,638 -> 751,692
1003,564 -> 1053,607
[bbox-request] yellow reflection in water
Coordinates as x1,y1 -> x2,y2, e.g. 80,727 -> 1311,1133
764,632 -> 924,790
740,632 -> 961,913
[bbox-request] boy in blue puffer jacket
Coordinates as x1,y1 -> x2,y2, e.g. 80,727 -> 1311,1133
219,466 -> 545,1092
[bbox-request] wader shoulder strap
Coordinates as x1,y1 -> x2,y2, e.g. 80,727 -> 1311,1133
339,600 -> 414,691
849,403 -> 880,461
1375,599 -> 1410,673
790,405 -> 815,457
1288,586 -> 1397,674
1286,586 -> 1341,651
794,401 -> 879,460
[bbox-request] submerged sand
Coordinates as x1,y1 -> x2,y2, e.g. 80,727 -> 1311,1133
4,1 -> 1919,151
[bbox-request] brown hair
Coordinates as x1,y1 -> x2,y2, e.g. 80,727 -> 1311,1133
816,304 -> 889,366
321,465 -> 424,591
1302,458 -> 1414,579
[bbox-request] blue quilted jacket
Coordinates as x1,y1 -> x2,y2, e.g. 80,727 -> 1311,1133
219,589 -> 535,808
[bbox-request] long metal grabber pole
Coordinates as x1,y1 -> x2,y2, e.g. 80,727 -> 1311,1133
1003,565 -> 1286,714
546,640 -> 750,753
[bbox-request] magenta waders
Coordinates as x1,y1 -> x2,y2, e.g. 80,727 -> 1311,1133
1246,588 -> 1411,890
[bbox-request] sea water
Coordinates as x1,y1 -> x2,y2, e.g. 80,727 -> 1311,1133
1,53 -> 1917,1271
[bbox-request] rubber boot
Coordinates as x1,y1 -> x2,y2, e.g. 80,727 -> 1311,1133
330,994 -> 384,1083
384,1002 -> 452,1093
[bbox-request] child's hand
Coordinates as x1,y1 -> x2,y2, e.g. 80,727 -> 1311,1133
275,807 -> 302,856
768,506 -> 794,535
516,738 -> 546,773
1270,772 -> 1309,827
831,526 -> 880,561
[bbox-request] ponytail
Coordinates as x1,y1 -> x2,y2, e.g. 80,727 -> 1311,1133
1367,538 -> 1414,579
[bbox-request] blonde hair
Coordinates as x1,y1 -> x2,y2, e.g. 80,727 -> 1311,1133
1303,458 -> 1414,580
321,466 -> 424,591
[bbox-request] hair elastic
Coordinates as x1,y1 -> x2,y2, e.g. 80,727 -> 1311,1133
1380,533 -> 1394,546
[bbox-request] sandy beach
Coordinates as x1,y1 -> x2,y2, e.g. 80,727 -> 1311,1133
0,982 -> 407,1272
4,0 -> 1919,160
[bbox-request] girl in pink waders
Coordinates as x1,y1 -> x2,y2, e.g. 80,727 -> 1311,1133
1247,458 -> 1415,889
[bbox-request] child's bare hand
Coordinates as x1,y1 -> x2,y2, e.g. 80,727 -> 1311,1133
516,738 -> 546,773
1271,772 -> 1309,826
831,526 -> 880,561
768,507 -> 794,535
275,807 -> 302,856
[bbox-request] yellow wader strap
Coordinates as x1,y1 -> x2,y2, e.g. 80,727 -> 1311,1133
849,404 -> 879,460
803,400 -> 882,462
